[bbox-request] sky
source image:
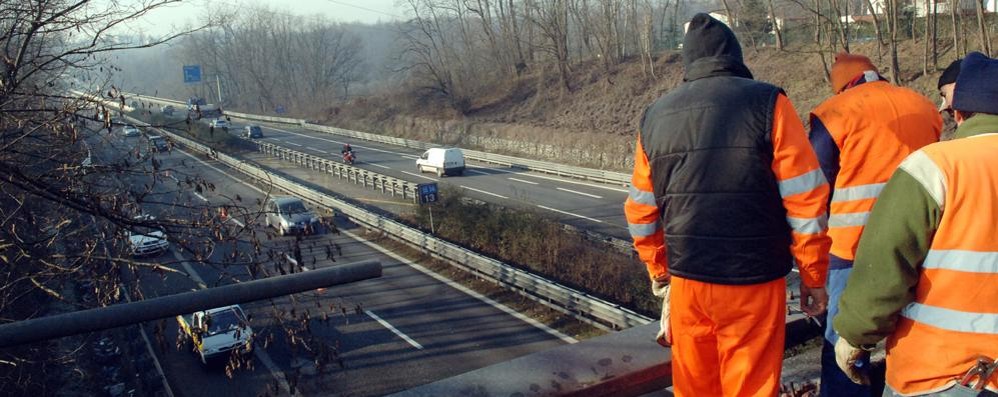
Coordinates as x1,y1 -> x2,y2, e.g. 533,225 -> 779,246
122,0 -> 403,37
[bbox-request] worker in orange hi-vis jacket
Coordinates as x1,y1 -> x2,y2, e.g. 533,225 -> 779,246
809,52 -> 941,397
624,13 -> 831,397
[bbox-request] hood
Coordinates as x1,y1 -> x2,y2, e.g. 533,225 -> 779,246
201,326 -> 252,351
286,212 -> 317,224
129,230 -> 166,245
681,13 -> 753,82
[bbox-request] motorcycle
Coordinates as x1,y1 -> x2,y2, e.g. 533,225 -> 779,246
342,150 -> 356,165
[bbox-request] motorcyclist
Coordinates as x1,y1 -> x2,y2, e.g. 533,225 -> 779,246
341,144 -> 355,164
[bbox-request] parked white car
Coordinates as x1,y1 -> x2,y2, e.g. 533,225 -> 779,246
416,148 -> 465,177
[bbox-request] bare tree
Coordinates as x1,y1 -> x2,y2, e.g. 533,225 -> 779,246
974,0 -> 992,56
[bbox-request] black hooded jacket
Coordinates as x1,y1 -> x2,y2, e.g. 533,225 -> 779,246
637,13 -> 793,285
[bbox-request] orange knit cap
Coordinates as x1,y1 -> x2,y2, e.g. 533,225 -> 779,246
830,52 -> 878,94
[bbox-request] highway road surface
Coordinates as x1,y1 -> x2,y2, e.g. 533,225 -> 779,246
92,124 -> 575,396
193,115 -> 632,241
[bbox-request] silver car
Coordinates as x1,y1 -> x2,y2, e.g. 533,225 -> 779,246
122,125 -> 140,137
264,196 -> 321,235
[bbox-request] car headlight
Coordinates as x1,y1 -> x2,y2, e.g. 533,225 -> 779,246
281,219 -> 289,226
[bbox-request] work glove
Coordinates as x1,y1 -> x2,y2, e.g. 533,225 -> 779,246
652,277 -> 671,347
834,337 -> 871,385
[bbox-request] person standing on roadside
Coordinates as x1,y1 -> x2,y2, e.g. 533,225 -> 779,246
808,53 -> 942,397
833,51 -> 998,397
624,13 -> 831,397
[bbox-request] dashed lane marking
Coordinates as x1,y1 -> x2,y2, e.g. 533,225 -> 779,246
556,187 -> 603,199
462,186 -> 508,199
508,177 -> 538,185
537,205 -> 604,223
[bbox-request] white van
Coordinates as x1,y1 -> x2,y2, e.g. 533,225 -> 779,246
416,148 -> 465,177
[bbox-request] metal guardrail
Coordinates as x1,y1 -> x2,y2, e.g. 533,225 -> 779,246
257,141 -> 420,202
122,92 -> 632,185
99,105 -> 651,330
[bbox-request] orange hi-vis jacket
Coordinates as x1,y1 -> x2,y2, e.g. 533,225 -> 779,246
809,79 -> 941,262
889,134 -> 998,394
625,94 -> 830,288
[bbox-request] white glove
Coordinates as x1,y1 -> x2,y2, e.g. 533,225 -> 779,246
652,278 -> 671,347
834,337 -> 871,385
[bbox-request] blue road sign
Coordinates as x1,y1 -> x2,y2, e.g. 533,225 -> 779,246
183,65 -> 202,83
275,105 -> 286,114
418,183 -> 438,204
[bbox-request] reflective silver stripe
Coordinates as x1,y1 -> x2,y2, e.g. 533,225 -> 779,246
828,212 -> 870,228
831,183 -> 886,203
924,250 -> 998,273
628,222 -> 660,238
778,168 -> 827,198
899,150 -> 947,210
628,185 -> 657,207
901,302 -> 998,335
787,215 -> 828,234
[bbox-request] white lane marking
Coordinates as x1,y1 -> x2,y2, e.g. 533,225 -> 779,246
365,310 -> 424,350
170,250 -> 207,291
519,172 -> 629,193
228,218 -> 245,228
342,229 -> 577,344
401,155 -> 418,160
193,192 -> 209,202
306,146 -> 327,154
462,186 -> 508,199
465,169 -> 490,176
402,171 -> 438,181
168,137 -> 577,345
557,187 -> 603,199
508,177 -> 538,185
370,163 -> 391,170
537,205 -> 604,223
286,141 -> 303,147
285,254 -> 309,271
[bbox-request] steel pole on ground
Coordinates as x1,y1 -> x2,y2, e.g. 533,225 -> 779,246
0,260 -> 381,348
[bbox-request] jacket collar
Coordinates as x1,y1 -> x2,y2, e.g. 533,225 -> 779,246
954,113 -> 998,139
684,56 -> 754,82
841,71 -> 888,92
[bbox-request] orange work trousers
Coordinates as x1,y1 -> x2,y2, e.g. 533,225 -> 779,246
670,276 -> 787,397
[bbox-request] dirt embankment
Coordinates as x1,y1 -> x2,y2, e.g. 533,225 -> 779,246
315,39 -> 963,171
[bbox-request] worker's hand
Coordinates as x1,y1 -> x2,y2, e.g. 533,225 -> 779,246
834,338 -> 871,385
799,284 -> 828,317
651,274 -> 670,297
654,282 -> 672,347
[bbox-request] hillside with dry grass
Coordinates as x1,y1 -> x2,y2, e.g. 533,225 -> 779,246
317,38 -> 977,171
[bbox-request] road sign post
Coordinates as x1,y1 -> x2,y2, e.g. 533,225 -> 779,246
417,183 -> 439,233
